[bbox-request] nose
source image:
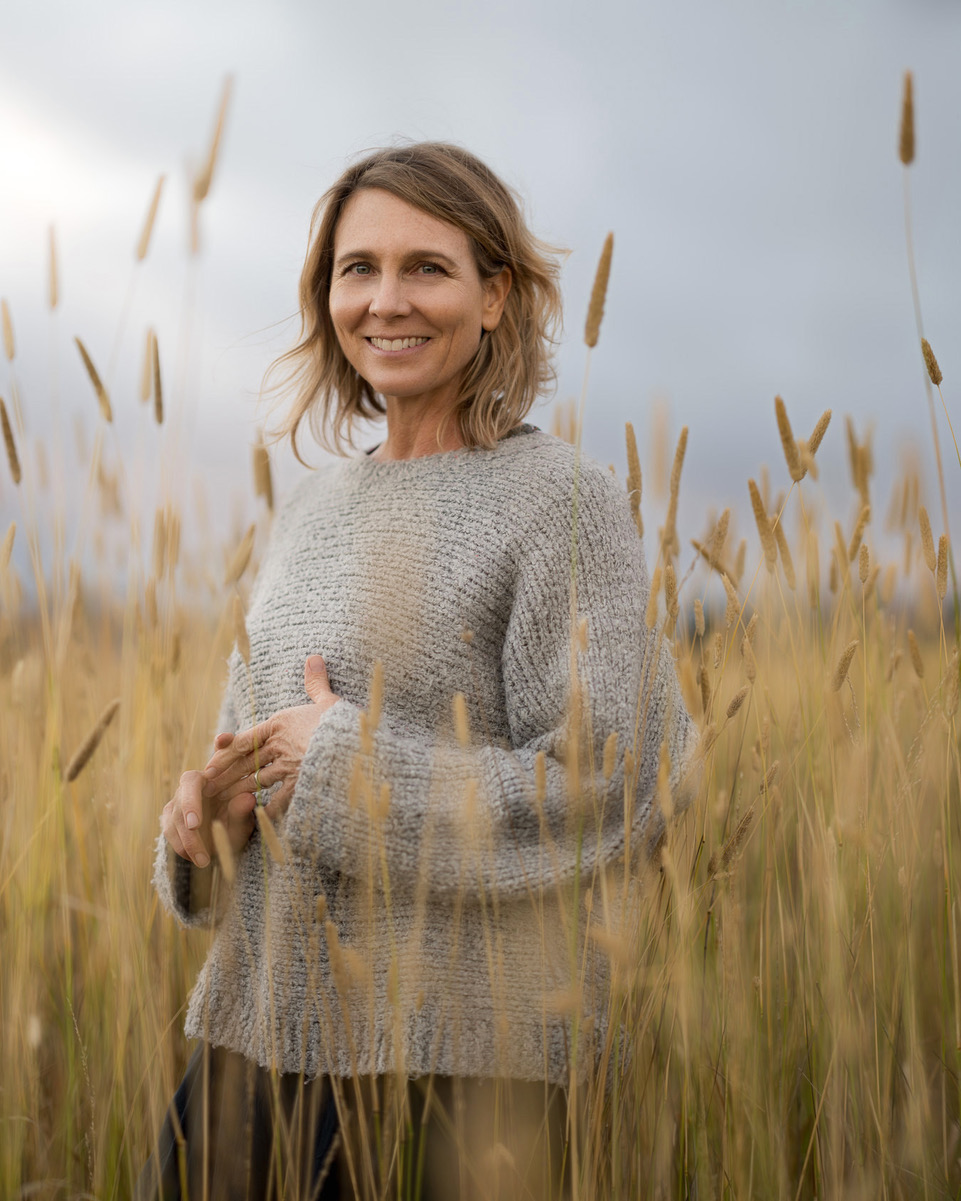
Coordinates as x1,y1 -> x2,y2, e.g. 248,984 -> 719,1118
369,273 -> 412,320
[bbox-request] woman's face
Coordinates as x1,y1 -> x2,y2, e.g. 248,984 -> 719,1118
329,188 -> 510,414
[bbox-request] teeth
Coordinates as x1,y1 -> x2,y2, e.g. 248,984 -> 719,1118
369,336 -> 429,351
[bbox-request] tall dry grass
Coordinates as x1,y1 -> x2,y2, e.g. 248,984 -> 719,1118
1,79 -> 960,1200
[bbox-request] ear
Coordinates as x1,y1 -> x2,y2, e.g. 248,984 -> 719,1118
481,268 -> 512,332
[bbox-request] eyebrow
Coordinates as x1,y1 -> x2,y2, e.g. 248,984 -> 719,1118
333,249 -> 461,269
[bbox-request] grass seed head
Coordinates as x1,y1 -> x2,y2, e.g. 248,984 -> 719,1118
646,567 -> 662,629
741,636 -> 757,683
748,480 -> 777,570
624,422 -> 643,538
74,337 -> 113,423
726,684 -> 750,720
699,662 -> 712,716
253,431 -> 274,510
136,175 -> 165,261
0,521 -> 14,571
602,731 -> 619,781
64,698 -> 121,782
722,573 -> 740,628
210,821 -> 235,883
899,71 -> 915,166
255,806 -> 286,863
1,398 -> 21,485
807,409 -> 832,458
694,598 -> 705,637
907,629 -> 924,680
859,542 -> 870,584
772,517 -> 796,589
831,640 -> 859,692
224,524 -> 256,585
233,594 -> 250,664
937,535 -> 948,600
848,505 -> 871,562
584,232 -> 613,348
1,300 -> 14,362
775,396 -> 804,482
921,338 -> 943,387
919,506 -> 936,572
152,333 -> 163,424
193,77 -> 233,204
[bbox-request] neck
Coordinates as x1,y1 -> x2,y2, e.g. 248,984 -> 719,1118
371,395 -> 465,462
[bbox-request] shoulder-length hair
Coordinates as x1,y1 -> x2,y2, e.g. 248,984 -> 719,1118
266,142 -> 564,460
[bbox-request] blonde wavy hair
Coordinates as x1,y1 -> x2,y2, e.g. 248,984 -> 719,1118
266,142 -> 564,460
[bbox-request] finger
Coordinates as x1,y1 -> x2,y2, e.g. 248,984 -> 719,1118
203,748 -> 275,794
208,764 -> 283,804
225,720 -> 272,760
304,654 -> 331,704
162,807 -> 187,858
176,771 -> 211,868
213,731 -> 234,749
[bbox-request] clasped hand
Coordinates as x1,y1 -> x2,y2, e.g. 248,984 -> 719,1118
161,655 -> 340,869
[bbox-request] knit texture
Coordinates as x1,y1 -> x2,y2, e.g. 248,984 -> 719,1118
153,425 -> 697,1084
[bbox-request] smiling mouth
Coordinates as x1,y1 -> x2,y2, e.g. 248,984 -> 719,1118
366,336 -> 430,351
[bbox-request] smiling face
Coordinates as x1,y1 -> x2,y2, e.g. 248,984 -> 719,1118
329,188 -> 510,420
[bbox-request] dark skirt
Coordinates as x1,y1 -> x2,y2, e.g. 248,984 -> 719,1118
137,1044 -> 569,1200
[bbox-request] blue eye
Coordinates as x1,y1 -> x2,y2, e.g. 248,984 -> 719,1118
350,263 -> 371,275
418,263 -> 443,275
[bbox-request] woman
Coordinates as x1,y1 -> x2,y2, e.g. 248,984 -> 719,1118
141,142 -> 696,1200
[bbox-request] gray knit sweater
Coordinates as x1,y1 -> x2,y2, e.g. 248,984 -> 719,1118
154,425 -> 696,1084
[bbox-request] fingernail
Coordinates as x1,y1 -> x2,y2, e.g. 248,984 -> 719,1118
308,654 -> 324,671
185,813 -> 200,830
195,853 -> 209,869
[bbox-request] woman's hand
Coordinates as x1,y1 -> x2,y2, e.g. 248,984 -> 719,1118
201,655 -> 341,819
161,750 -> 257,869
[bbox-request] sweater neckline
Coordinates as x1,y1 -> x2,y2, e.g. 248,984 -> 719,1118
355,423 -> 541,468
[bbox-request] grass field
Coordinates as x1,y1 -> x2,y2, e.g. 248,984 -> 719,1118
2,79 -> 960,1200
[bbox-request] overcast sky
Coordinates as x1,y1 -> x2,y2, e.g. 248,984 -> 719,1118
1,0 -> 959,589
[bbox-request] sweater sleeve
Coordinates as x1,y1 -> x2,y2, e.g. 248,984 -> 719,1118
283,467 -> 698,900
152,685 -> 241,928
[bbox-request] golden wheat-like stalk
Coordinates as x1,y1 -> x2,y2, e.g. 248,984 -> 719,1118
807,409 -> 832,458
726,685 -> 750,720
748,480 -> 777,569
899,71 -> 915,165
602,731 -> 619,781
907,629 -> 924,680
224,524 -> 256,585
64,698 -> 121,782
152,332 -> 163,424
233,594 -> 250,664
831,640 -> 859,692
255,806 -> 285,863
646,567 -> 662,629
210,821 -> 236,883
722,573 -> 740,628
74,338 -> 113,423
694,599 -> 705,638
253,431 -> 274,511
624,422 -> 643,538
919,505 -> 936,572
772,516 -> 796,589
921,338 -> 943,387
741,636 -> 757,684
1,398 -> 21,485
0,521 -> 15,571
858,543 -> 870,585
193,77 -> 233,203
136,175 -> 165,260
937,536 -> 948,600
848,505 -> 871,562
584,232 -> 613,349
452,691 -> 470,747
662,428 -> 688,558
48,226 -> 59,310
775,396 -> 804,482
1,300 -> 14,362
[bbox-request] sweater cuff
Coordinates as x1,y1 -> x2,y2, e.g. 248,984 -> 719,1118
151,833 -> 220,928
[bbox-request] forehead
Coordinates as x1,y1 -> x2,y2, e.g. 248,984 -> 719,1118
333,188 -> 473,258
